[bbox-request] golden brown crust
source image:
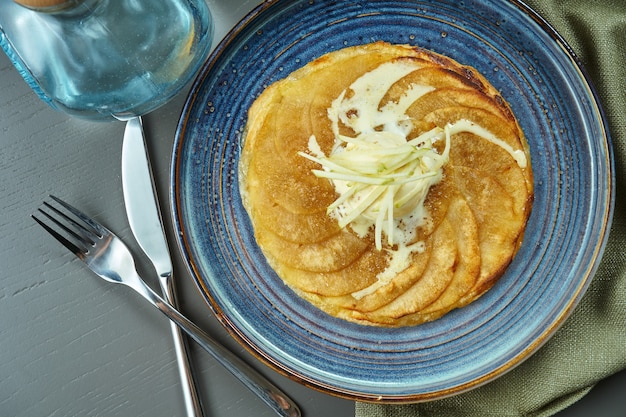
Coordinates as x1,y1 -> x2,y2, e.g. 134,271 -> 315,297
239,42 -> 533,327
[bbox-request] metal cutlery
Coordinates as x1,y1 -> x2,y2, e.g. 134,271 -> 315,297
121,116 -> 203,416
32,195 -> 301,417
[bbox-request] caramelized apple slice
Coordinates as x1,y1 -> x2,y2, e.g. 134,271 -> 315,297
245,158 -> 340,243
425,106 -> 533,216
406,87 -> 513,123
349,218 -> 457,325
280,247 -> 388,297
296,237 -> 432,309
254,224 -> 369,273
453,166 -> 523,302
418,196 -> 481,316
381,65 -> 480,110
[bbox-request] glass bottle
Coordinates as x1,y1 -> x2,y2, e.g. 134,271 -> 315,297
0,0 -> 213,120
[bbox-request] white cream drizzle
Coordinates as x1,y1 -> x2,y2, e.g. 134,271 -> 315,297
446,118 -> 528,169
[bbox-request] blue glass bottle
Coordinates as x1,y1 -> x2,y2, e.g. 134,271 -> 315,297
0,0 -> 213,120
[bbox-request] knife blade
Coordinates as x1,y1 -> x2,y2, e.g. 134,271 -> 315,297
121,116 -> 204,417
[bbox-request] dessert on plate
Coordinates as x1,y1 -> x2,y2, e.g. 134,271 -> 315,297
239,42 -> 533,327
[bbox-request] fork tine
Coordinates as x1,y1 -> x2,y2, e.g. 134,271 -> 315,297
32,195 -> 105,259
32,211 -> 86,257
48,195 -> 107,238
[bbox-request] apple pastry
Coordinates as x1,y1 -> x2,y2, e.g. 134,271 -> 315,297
239,42 -> 533,327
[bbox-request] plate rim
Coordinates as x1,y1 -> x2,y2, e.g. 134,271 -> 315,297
171,0 -> 615,402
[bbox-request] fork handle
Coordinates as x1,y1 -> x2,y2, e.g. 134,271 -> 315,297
129,275 -> 301,417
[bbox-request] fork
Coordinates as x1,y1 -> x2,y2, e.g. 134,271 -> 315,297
32,195 -> 301,417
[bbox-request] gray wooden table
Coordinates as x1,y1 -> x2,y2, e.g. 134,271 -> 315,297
0,1 -> 623,416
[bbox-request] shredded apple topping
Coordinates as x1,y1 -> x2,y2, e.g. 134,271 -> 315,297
299,60 -> 527,258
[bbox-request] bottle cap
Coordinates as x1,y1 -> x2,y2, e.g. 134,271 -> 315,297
14,0 -> 73,8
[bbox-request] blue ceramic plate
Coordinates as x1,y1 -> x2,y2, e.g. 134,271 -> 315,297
171,0 -> 614,402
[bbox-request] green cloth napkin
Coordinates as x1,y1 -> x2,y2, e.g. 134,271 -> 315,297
356,0 -> 626,416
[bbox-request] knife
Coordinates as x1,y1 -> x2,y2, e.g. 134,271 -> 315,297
121,116 -> 204,417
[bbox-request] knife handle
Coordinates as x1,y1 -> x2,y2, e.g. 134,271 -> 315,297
162,274 -> 205,417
